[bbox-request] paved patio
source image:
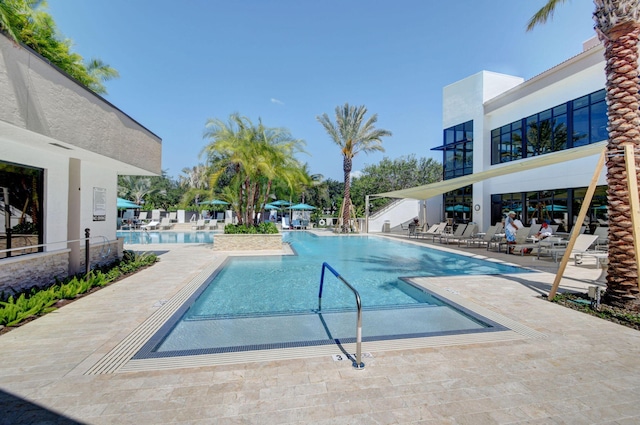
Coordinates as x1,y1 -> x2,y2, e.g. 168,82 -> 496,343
1,232 -> 639,424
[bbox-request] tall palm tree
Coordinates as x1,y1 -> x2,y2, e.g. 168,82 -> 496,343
528,0 -> 640,310
317,103 -> 392,233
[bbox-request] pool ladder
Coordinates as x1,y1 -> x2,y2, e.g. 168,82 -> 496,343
319,262 -> 365,369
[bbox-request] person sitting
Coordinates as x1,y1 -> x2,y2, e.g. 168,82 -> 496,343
535,222 -> 553,240
408,217 -> 420,236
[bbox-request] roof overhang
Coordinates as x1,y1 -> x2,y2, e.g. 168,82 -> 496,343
372,142 -> 607,200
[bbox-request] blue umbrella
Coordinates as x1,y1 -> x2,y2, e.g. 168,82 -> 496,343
263,203 -> 281,210
198,199 -> 229,206
270,200 -> 292,207
289,203 -> 316,210
117,197 -> 139,209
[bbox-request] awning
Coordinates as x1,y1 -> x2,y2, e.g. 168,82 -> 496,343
372,142 -> 607,200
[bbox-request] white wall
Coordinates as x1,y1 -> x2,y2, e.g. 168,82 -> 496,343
368,199 -> 422,233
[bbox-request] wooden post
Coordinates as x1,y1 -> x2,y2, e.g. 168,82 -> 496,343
548,149 -> 606,300
623,144 -> 640,290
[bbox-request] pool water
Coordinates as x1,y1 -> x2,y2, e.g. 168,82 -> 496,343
135,232 -> 527,357
117,231 -> 214,244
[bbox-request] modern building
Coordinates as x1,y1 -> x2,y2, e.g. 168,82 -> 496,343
371,36 -> 610,233
0,33 -> 162,293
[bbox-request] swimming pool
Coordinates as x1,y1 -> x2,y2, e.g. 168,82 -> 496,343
134,232 -> 529,359
117,231 -> 214,244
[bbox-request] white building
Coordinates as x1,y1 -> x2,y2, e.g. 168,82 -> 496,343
373,36 -> 609,234
0,33 -> 161,292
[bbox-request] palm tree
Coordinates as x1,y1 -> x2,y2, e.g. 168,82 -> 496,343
317,103 -> 392,233
528,0 -> 640,310
202,113 -> 306,225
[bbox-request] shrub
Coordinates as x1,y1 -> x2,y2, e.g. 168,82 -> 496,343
0,251 -> 158,328
224,222 -> 278,234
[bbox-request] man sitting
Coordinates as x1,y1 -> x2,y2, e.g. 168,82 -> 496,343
535,222 -> 553,240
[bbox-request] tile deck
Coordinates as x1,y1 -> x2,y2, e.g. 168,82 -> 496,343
1,231 -> 639,424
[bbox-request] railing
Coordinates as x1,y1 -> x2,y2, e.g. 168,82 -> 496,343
318,262 -> 364,369
0,229 -> 111,275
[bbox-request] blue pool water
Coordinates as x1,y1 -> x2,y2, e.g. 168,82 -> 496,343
135,233 -> 528,358
117,231 -> 214,244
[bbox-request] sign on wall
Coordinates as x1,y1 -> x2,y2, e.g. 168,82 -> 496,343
93,187 -> 106,221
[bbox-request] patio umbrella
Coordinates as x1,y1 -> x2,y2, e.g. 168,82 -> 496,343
263,203 -> 281,210
197,199 -> 229,206
445,204 -> 469,212
117,197 -> 139,209
543,204 -> 567,212
289,203 -> 316,210
270,200 -> 292,207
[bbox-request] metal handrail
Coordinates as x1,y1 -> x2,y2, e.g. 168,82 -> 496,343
318,262 -> 364,369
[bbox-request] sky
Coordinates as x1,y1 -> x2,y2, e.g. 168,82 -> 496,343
46,0 -> 597,182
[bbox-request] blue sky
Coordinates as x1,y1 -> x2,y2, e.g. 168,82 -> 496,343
47,0 -> 597,181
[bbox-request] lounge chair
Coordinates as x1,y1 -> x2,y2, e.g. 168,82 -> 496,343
593,226 -> 609,249
439,223 -> 468,244
281,217 -> 291,230
207,219 -> 218,230
500,226 -> 530,254
415,222 -> 447,241
464,225 -> 497,248
191,219 -> 205,230
158,217 -> 173,230
168,211 -> 177,223
141,220 -> 160,230
138,211 -> 149,224
151,209 -> 161,222
453,224 -> 478,246
538,234 -> 599,262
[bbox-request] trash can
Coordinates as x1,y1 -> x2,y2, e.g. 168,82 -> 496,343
383,220 -> 391,233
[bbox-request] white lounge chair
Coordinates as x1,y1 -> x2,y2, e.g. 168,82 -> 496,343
207,219 -> 218,230
416,222 -> 447,241
439,224 -> 468,244
191,219 -> 205,230
158,217 -> 173,230
538,234 -> 599,262
141,220 -> 160,230
281,217 -> 291,230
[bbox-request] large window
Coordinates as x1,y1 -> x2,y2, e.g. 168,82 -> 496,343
438,120 -> 473,180
0,161 -> 44,259
490,185 -> 607,232
491,89 -> 607,165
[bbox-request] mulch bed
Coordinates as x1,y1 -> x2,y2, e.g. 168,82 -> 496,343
541,292 -> 640,331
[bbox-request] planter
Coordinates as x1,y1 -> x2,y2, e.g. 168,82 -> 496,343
213,233 -> 283,251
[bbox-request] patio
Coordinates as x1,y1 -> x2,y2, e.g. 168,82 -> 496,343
1,232 -> 639,424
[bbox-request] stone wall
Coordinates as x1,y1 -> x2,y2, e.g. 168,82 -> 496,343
213,233 -> 283,251
0,239 -> 123,296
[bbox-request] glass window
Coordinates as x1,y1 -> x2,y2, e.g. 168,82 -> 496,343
572,106 -> 589,147
440,120 -> 473,179
590,100 -> 608,143
0,161 -> 44,259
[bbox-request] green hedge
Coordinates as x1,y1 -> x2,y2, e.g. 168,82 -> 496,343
0,251 -> 157,327
224,222 -> 279,234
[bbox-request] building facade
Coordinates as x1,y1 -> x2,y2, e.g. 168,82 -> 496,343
0,33 -> 162,293
436,37 -> 608,232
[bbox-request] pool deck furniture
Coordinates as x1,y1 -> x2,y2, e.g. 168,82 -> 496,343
191,219 -> 205,230
537,234 -> 599,262
141,220 -> 160,230
415,222 -> 447,240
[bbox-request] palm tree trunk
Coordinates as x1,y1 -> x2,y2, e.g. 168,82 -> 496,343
342,156 -> 352,233
602,23 -> 640,310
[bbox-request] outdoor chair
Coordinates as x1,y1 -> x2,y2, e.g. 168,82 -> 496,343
141,220 -> 160,230
191,219 -> 205,230
454,223 -> 479,246
159,217 -> 173,230
415,222 -> 447,241
439,223 -> 468,244
464,225 -> 497,248
538,234 -> 599,263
